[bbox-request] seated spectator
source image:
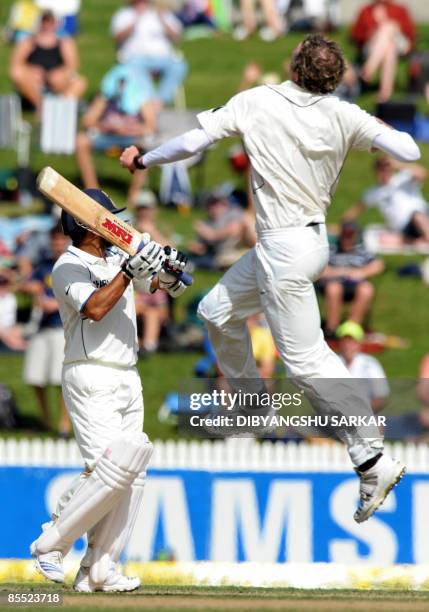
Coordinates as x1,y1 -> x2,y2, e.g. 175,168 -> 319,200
111,0 -> 187,108
15,226 -> 56,280
133,190 -> 170,355
234,0 -> 284,41
188,192 -> 250,270
384,409 -> 429,441
176,0 -> 215,29
20,224 -> 71,436
0,270 -> 26,351
35,0 -> 81,37
238,61 -> 281,92
337,321 -> 389,412
5,0 -> 40,43
9,9 -> 86,111
135,289 -> 170,356
351,0 -> 415,102
317,221 -> 384,336
384,356 -> 429,440
417,353 -> 429,407
346,156 -> 429,246
248,314 -> 277,378
134,189 -> 169,246
75,64 -> 156,204
280,0 -> 335,32
334,61 -> 360,101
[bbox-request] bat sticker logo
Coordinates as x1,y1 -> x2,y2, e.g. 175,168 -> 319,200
101,218 -> 132,245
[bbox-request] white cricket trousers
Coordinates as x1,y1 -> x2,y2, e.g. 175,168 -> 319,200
52,362 -> 146,566
198,225 -> 383,467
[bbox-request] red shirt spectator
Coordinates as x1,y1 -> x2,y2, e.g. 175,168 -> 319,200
351,0 -> 415,48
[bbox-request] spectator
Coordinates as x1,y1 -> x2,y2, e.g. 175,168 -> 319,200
176,0 -> 215,29
5,0 -> 40,43
351,0 -> 415,102
9,9 -> 86,111
110,0 -> 187,108
318,221 -> 384,336
0,271 -> 26,351
234,0 -> 284,41
383,356 -> 429,440
134,189 -> 169,246
248,314 -> 277,378
20,225 -> 71,436
35,0 -> 81,37
417,353 -> 429,407
280,0 -> 335,32
334,61 -> 360,101
337,320 -> 389,412
133,190 -> 170,355
189,192 -> 250,270
15,227 -> 56,280
75,64 -> 156,205
346,157 -> 429,246
238,61 -> 281,92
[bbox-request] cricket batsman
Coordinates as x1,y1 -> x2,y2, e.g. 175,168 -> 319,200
120,35 -> 421,523
30,188 -> 188,591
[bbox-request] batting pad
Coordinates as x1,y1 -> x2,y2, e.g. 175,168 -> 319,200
34,433 -> 153,555
89,472 -> 147,586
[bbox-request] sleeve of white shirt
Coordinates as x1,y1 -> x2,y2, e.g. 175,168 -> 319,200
111,7 -> 134,36
197,93 -> 244,141
52,261 -> 97,316
346,104 -> 385,151
142,128 -> 212,167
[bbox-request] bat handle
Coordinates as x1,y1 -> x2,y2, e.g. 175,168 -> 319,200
176,271 -> 193,286
163,245 -> 194,287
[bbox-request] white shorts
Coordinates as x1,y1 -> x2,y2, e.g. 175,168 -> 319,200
62,362 -> 144,469
23,327 -> 65,386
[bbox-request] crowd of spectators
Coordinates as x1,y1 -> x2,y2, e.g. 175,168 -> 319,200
1,0 -> 429,439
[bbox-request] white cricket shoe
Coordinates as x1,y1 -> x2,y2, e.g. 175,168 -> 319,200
73,565 -> 140,593
30,542 -> 64,583
354,454 -> 406,523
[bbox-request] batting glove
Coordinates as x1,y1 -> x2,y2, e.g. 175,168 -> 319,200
158,247 -> 188,297
122,240 -> 166,281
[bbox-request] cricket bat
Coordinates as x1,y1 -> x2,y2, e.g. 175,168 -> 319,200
37,166 -> 193,285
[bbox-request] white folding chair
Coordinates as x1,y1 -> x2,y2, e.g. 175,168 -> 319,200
40,94 -> 78,154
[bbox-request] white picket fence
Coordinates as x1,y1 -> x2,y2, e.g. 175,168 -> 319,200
0,437 -> 429,472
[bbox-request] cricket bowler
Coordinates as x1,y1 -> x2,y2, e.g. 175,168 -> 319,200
120,35 -> 421,522
30,188 -> 188,591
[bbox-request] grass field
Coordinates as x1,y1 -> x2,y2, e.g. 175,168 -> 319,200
3,583 -> 429,612
0,1 -> 429,438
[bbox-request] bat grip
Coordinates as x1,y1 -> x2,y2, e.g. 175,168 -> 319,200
174,270 -> 193,286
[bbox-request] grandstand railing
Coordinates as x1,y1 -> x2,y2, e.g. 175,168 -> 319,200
0,438 -> 428,472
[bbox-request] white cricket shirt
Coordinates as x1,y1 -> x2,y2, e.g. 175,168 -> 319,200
362,169 -> 428,232
342,352 -> 390,402
52,245 -> 149,368
197,81 -> 384,232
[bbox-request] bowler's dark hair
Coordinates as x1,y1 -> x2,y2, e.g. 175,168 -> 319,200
291,34 -> 345,94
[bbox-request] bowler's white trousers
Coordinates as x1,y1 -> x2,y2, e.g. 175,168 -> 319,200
52,363 -> 146,566
198,225 -> 383,466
